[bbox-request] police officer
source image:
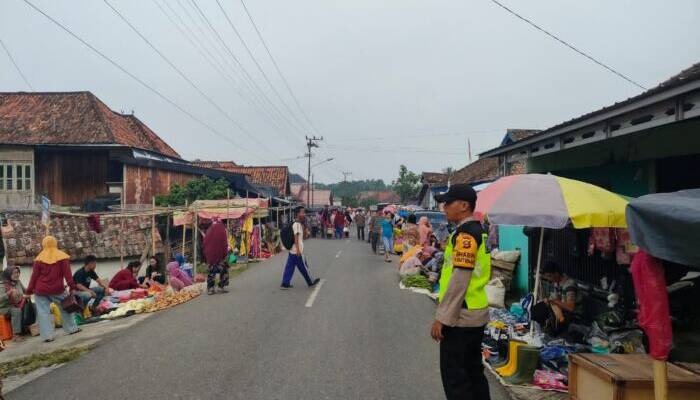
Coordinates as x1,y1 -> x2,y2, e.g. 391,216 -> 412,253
431,183 -> 491,400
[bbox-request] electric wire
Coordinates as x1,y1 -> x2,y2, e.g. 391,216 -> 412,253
0,36 -> 34,90
152,0 -> 286,134
215,0 -> 310,137
239,0 -> 321,136
21,0 -> 266,163
187,0 -> 308,140
103,0 -> 278,158
489,0 -> 647,90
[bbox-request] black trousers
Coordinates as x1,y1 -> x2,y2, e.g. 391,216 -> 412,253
440,325 -> 490,400
356,225 -> 365,240
369,231 -> 378,253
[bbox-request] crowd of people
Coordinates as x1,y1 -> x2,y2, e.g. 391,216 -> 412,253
0,236 -> 210,345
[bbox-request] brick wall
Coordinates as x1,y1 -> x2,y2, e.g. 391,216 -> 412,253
2,212 -> 162,265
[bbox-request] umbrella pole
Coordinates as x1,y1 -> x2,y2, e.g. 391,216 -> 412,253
530,227 -> 545,335
653,359 -> 668,400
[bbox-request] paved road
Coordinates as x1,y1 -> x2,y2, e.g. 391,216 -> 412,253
10,236 -> 509,399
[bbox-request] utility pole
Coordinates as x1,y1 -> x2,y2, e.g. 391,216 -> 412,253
306,135 -> 323,207
342,171 -> 352,183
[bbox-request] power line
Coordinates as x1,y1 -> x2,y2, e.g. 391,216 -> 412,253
152,0 -> 286,135
326,145 -> 467,156
330,128 -> 505,142
171,0 -> 289,133
488,0 -> 646,90
238,0 -> 321,136
215,0 -> 311,137
21,0 -> 263,163
103,0 -> 277,159
187,0 -> 307,140
0,36 -> 34,90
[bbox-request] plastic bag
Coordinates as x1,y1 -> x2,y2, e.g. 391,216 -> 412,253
533,370 -> 568,391
630,251 -> 672,360
21,298 -> 36,327
609,329 -> 646,354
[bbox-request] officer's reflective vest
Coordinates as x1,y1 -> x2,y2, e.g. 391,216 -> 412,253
438,231 -> 491,309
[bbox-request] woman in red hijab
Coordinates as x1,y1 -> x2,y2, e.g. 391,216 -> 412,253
203,218 -> 230,295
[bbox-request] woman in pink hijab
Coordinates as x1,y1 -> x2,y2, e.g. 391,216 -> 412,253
167,261 -> 193,292
418,217 -> 433,247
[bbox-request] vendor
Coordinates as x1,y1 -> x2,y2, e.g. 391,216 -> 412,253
140,256 -> 166,287
109,261 -> 144,291
540,261 -> 583,328
73,255 -> 112,312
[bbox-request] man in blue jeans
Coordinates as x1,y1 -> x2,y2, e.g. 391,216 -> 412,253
73,255 -> 112,312
281,207 -> 321,289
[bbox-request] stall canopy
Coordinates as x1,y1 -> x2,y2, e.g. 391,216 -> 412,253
173,198 -> 269,225
626,189 -> 700,266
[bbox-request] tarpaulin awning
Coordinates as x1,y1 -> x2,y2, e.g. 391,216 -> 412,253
173,198 -> 269,226
626,189 -> 700,266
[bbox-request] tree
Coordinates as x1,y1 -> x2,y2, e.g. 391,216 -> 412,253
155,176 -> 231,206
392,165 -> 420,203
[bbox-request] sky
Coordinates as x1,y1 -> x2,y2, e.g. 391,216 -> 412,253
1,0 -> 699,184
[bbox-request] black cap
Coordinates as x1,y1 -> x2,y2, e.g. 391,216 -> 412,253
434,183 -> 477,207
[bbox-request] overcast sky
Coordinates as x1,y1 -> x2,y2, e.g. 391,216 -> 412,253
1,0 -> 699,183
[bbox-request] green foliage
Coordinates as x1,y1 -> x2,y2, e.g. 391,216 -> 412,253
314,179 -> 388,198
392,165 -> 421,203
155,176 -> 231,206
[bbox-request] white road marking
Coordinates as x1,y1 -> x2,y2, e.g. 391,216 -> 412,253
305,279 -> 325,308
335,250 -> 342,258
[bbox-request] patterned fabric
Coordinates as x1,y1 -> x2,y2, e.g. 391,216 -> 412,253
207,262 -> 230,289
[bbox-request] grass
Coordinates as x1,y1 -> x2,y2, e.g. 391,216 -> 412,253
0,345 -> 94,378
194,260 -> 259,283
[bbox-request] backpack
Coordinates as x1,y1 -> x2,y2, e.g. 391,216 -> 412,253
281,223 -> 296,250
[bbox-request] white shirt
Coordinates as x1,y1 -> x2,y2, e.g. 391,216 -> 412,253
290,221 -> 304,254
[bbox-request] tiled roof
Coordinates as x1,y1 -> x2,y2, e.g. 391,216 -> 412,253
506,129 -> 540,141
0,91 -> 180,158
191,161 -> 290,196
451,157 -> 500,185
421,172 -> 449,186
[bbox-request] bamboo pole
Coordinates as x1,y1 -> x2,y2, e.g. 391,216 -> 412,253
120,218 -> 125,268
151,197 -> 156,258
193,205 -> 199,275
245,190 -> 249,268
653,359 -> 668,400
182,199 -> 188,256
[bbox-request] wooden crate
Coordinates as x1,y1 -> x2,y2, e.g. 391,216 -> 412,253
569,353 -> 700,400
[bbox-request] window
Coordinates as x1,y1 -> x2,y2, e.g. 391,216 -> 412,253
0,163 -> 32,192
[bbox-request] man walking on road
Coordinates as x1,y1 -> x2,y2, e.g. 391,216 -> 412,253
431,184 -> 491,400
355,210 -> 366,241
281,207 -> 321,290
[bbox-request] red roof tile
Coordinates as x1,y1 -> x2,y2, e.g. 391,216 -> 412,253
192,161 -> 289,196
421,172 -> 449,186
451,157 -> 500,185
357,190 -> 400,203
0,92 -> 180,158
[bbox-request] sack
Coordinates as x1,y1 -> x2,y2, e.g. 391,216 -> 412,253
486,278 -> 506,308
281,224 -> 295,250
21,298 -> 36,327
61,293 -> 84,313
